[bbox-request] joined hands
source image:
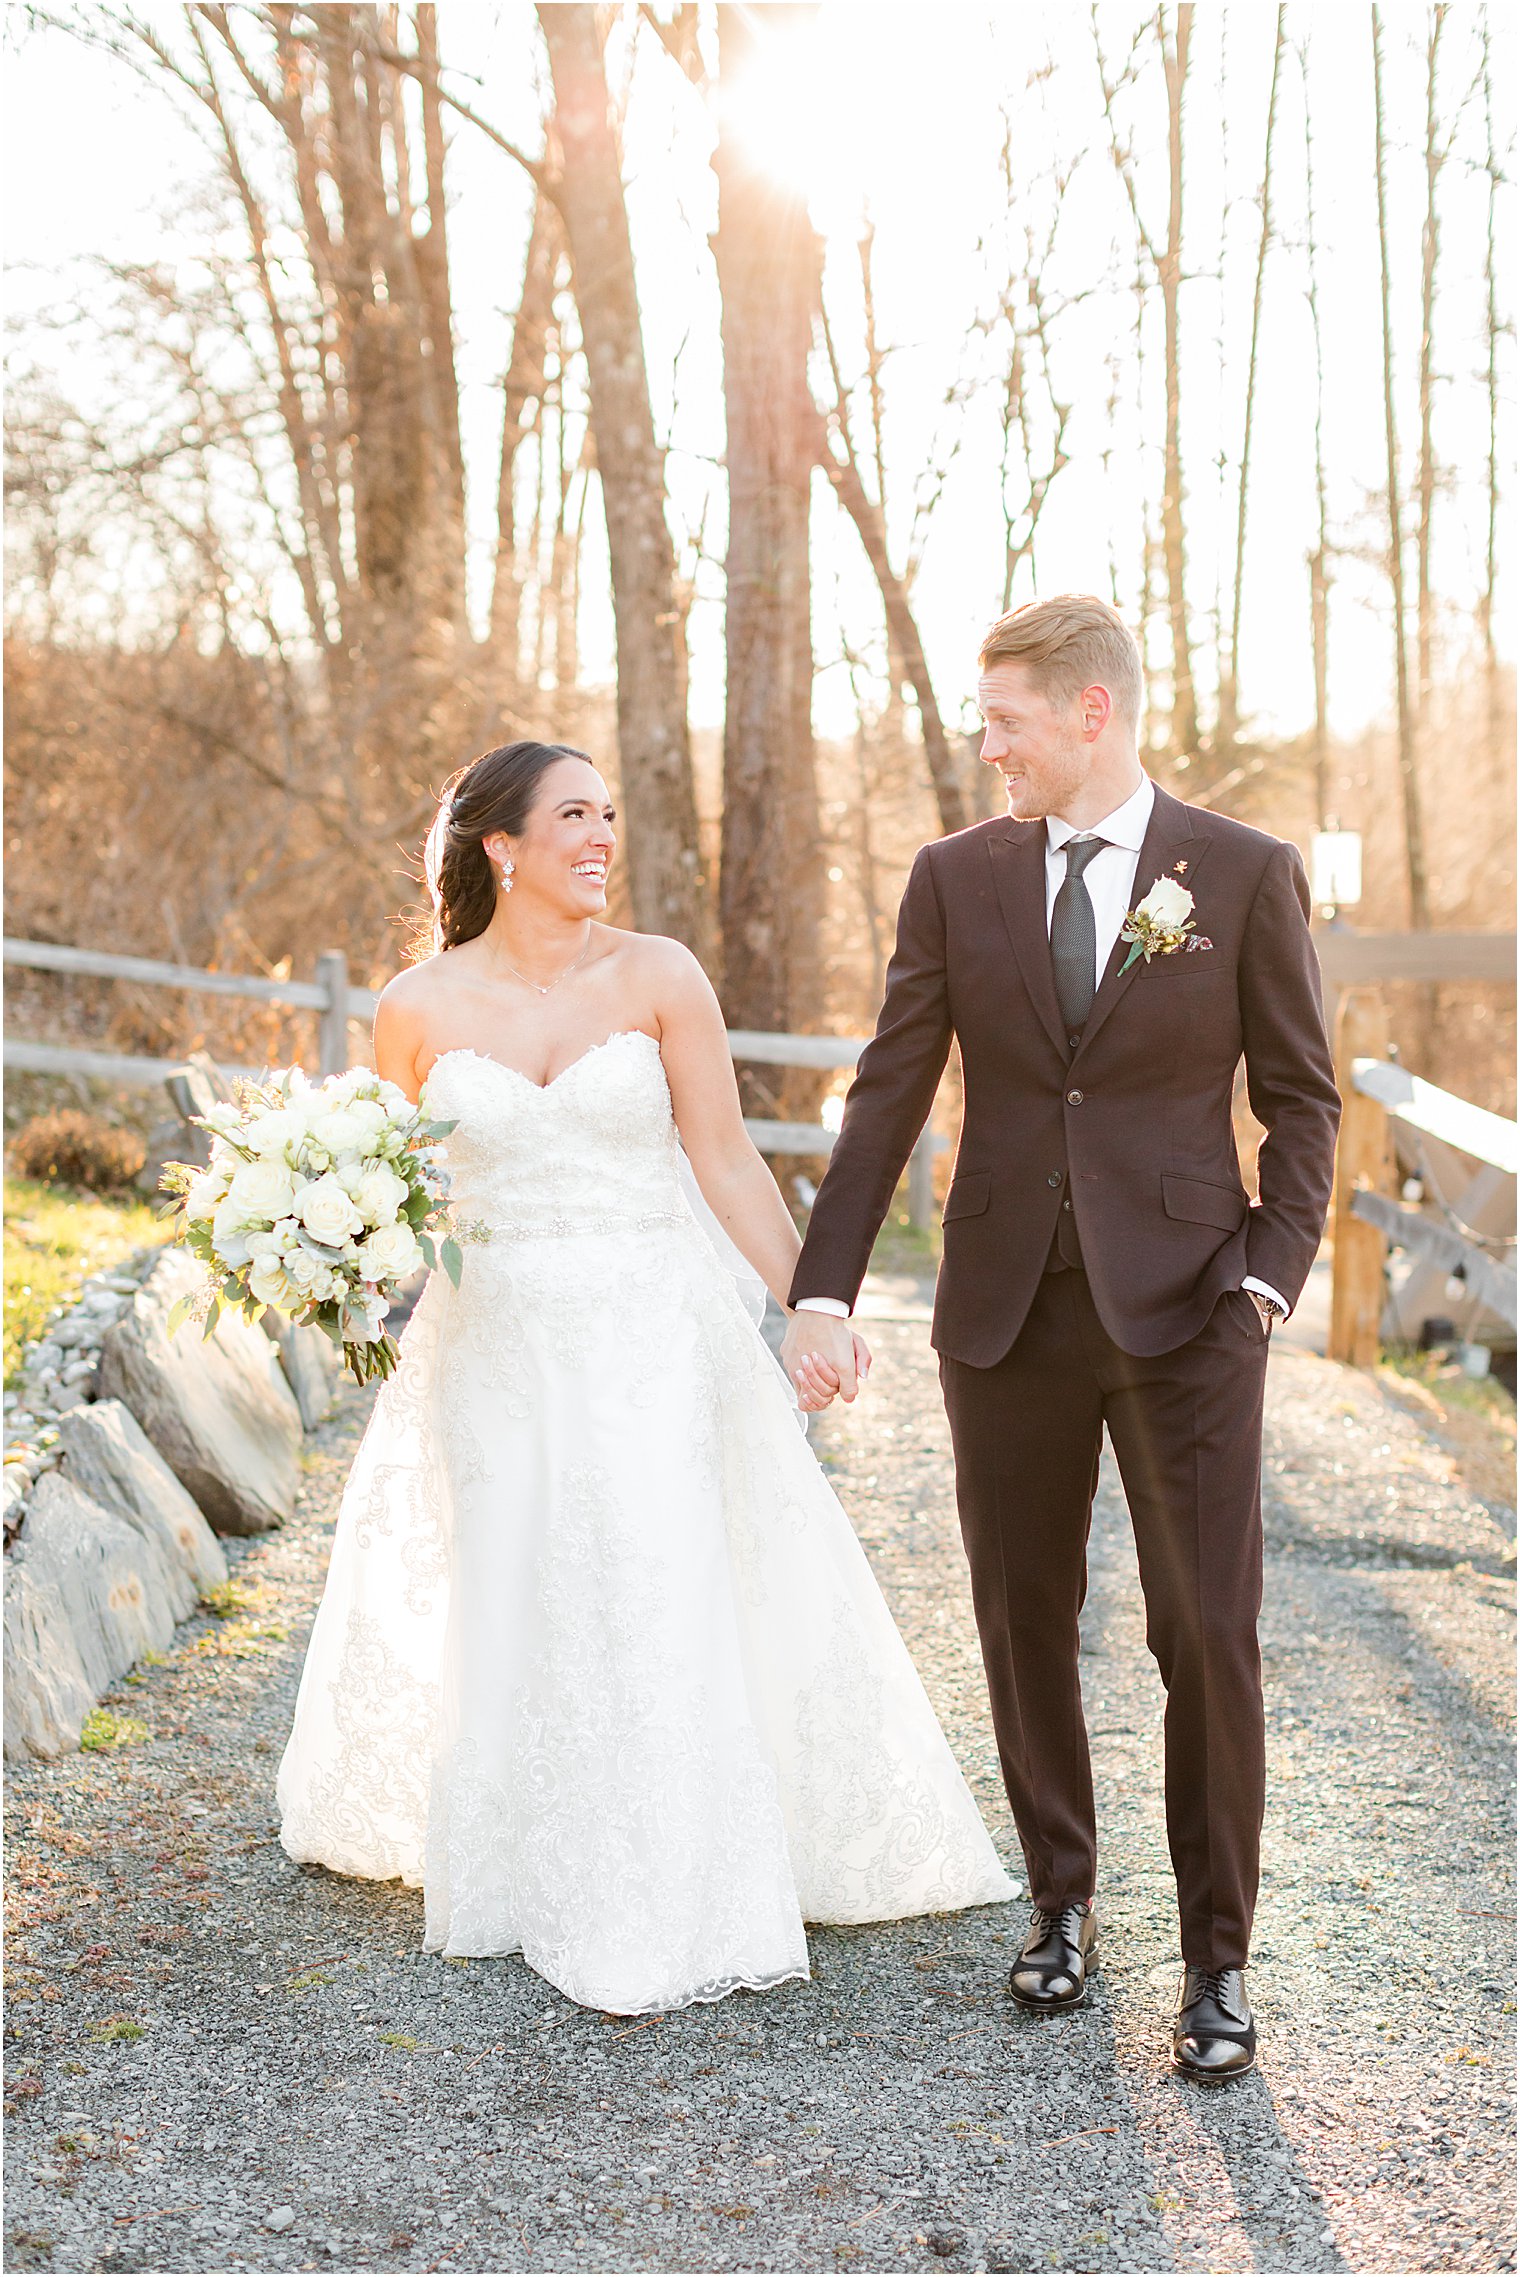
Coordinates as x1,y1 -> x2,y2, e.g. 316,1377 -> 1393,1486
780,1312 -> 872,1414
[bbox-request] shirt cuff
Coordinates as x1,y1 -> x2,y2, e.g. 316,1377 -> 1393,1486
794,1297 -> 851,1319
1242,1276 -> 1290,1318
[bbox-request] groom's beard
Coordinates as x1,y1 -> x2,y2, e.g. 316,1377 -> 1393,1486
1001,732 -> 1088,822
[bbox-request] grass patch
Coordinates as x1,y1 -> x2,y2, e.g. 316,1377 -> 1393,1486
88,2015 -> 144,2042
201,1577 -> 271,1619
378,2032 -> 417,2050
1378,1347 -> 1517,1516
79,1710 -> 148,1752
1381,1343 -> 1516,1423
189,1617 -> 287,1660
287,1971 -> 330,1995
3,1177 -> 170,1390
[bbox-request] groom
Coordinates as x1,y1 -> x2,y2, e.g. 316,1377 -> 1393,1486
782,595 -> 1340,2081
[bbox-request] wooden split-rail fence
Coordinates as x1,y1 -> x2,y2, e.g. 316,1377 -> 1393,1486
6,929 -> 1514,1292
1,937 -> 943,1228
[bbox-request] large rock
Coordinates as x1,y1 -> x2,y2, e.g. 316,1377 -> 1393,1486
55,1399 -> 228,1615
96,1249 -> 301,1535
261,1315 -> 340,1433
3,1554 -> 95,1761
3,1473 -> 181,1760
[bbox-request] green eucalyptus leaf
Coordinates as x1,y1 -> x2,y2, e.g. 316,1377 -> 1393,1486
440,1237 -> 463,1290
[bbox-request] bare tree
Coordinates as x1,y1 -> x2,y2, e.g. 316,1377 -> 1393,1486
813,293 -> 968,838
1416,5 -> 1451,736
1095,5 -> 1199,761
991,106 -> 1073,612
1480,22 -> 1506,778
538,2 -> 713,955
1372,3 -> 1430,928
1299,31 -> 1333,829
1217,6 -> 1285,755
488,193 -> 561,679
711,2 -> 825,1082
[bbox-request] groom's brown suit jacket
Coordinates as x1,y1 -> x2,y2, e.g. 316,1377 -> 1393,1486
789,784 -> 1341,1363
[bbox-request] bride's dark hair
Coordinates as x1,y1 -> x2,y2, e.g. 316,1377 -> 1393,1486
411,739 -> 591,958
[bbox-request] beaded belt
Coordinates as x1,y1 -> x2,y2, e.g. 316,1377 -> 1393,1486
448,1208 -> 690,1246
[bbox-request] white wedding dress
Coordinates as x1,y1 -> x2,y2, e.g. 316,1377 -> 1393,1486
276,1029 -> 1014,2013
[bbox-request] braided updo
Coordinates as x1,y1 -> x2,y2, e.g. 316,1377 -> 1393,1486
413,740 -> 591,957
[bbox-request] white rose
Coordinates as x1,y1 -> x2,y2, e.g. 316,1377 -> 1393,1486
245,1109 -> 301,1161
357,1222 -> 422,1281
246,1229 -> 283,1259
349,1163 -> 410,1228
184,1169 -> 226,1223
280,1249 -> 329,1297
309,1106 -> 372,1158
248,1255 -> 294,1310
1136,875 -> 1194,929
227,1158 -> 297,1226
211,1198 -> 255,1261
342,1289 -> 390,1344
382,1090 -> 415,1127
296,1172 -> 366,1247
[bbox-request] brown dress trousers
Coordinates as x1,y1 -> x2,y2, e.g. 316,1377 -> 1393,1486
790,786 -> 1340,1969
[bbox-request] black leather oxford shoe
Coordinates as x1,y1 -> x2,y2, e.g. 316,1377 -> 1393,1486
1171,1966 -> 1257,2082
1008,1900 -> 1097,2012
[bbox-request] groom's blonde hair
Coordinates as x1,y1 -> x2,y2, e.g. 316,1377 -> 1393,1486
978,595 -> 1143,728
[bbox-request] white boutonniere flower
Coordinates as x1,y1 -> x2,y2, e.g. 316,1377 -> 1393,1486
1119,874 -> 1195,974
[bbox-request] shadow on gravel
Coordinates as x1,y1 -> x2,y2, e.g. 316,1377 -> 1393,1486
1264,1558 -> 1518,1758
1171,2070 -> 1353,2274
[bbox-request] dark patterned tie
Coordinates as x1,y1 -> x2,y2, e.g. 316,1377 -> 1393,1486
1050,835 -> 1105,1038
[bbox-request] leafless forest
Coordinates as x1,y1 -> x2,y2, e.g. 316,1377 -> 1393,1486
4,3 -> 1514,1123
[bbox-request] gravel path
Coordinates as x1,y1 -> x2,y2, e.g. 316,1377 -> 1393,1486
5,1307 -> 1514,2276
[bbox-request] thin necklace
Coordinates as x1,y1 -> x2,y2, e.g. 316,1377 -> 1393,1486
491,925 -> 595,997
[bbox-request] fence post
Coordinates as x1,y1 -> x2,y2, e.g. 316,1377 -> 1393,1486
907,1125 -> 936,1231
1327,989 -> 1393,1367
315,951 -> 351,1078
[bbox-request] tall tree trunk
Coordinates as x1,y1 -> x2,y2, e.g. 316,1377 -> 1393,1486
713,1 -> 824,1085
1416,4 -> 1449,736
1372,4 -> 1429,928
1481,24 -> 1503,780
488,193 -> 559,678
1301,32 -> 1332,828
538,2 -> 712,955
1159,4 -> 1199,763
1218,7 -> 1284,757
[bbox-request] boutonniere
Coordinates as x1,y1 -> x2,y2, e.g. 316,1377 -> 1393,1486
1118,874 -> 1196,973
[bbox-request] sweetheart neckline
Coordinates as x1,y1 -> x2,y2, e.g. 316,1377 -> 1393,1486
425,1030 -> 659,1095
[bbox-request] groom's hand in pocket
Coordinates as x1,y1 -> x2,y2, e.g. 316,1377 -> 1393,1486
782,1312 -> 867,1409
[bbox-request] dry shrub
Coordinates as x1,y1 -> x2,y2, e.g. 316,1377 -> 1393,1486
8,1110 -> 147,1192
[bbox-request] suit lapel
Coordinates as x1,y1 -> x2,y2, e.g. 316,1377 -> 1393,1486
1078,783 -> 1209,1053
987,823 -> 1069,1060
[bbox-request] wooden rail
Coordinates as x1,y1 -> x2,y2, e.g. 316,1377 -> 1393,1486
2,940 -> 942,1225
1328,990 -> 1518,1361
1314,930 -> 1516,991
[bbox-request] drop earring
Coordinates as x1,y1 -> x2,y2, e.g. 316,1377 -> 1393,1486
498,858 -> 515,894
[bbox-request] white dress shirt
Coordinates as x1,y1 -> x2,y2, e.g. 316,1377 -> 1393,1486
798,773 -> 1289,1321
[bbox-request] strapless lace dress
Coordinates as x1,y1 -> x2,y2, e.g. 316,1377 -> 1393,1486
276,1030 -> 1014,2013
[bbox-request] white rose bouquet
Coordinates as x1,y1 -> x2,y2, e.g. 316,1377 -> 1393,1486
158,1065 -> 463,1385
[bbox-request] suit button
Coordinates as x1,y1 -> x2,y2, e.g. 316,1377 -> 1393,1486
1066,1089 -> 1084,1105
1068,1035 -> 1082,1050
1047,1171 -> 1063,1188
1062,1199 -> 1073,1211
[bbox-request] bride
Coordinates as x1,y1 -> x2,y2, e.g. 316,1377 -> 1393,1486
277,738 -> 1015,2015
